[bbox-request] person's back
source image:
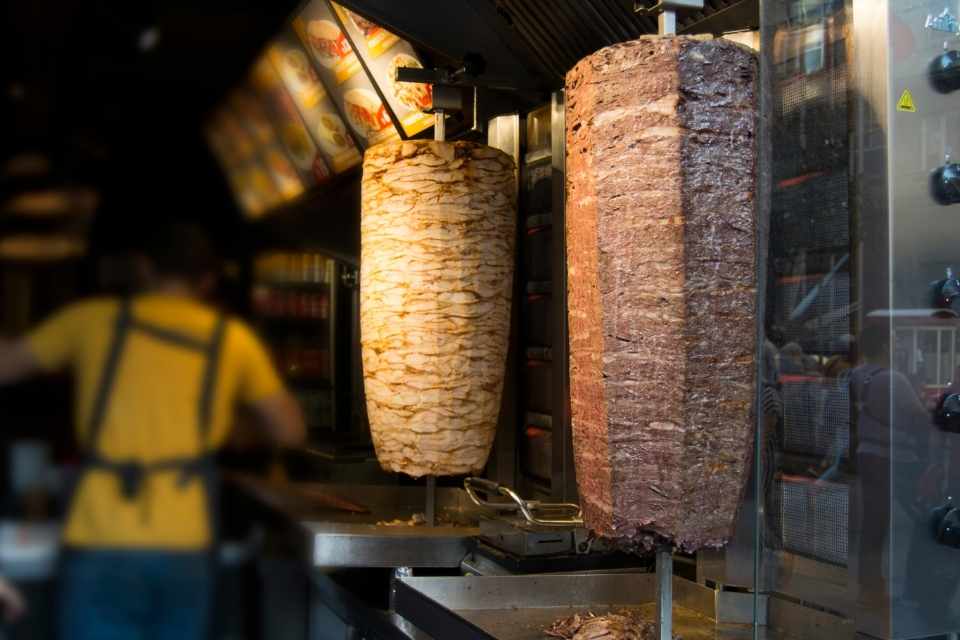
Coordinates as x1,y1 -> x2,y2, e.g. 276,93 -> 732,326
0,222 -> 304,640
29,293 -> 285,548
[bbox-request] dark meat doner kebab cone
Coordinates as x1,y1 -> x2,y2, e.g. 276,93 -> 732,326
566,36 -> 758,551
361,140 -> 516,477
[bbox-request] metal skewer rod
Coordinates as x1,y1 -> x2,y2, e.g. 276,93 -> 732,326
425,475 -> 437,527
659,9 -> 677,36
434,109 -> 446,142
656,544 -> 673,640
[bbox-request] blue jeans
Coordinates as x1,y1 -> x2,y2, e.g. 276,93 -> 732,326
58,549 -> 214,640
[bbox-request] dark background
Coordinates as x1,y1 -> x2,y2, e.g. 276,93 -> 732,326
0,0 -> 309,260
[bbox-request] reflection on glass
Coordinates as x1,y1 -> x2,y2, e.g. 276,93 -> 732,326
761,0 -> 960,637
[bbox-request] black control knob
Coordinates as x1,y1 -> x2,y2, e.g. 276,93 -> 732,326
931,498 -> 955,538
938,506 -> 960,548
930,50 -> 960,94
932,163 -> 960,205
931,268 -> 960,311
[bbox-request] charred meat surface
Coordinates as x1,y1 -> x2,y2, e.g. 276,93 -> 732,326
565,36 -> 757,551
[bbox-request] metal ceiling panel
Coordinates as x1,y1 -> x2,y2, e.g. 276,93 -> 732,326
341,0 -> 758,88
495,0 -> 758,80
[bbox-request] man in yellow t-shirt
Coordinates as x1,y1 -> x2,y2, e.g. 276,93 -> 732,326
0,224 -> 304,640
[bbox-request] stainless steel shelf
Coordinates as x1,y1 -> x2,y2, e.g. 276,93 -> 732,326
232,475 -> 484,569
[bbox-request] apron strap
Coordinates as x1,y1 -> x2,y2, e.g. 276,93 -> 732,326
87,298 -> 133,449
81,302 -> 228,497
198,314 -> 227,445
128,319 -> 211,351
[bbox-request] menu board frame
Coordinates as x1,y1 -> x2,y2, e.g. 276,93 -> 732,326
328,1 -> 434,138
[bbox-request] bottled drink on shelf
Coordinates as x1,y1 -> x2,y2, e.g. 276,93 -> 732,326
252,252 -> 333,321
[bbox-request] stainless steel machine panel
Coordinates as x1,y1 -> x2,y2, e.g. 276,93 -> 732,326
748,0 -> 960,638
849,1 -> 960,637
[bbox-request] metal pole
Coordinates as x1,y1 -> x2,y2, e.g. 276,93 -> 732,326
434,110 -> 445,142
659,9 -> 677,36
656,545 -> 673,639
425,475 -> 437,527
389,566 -> 414,612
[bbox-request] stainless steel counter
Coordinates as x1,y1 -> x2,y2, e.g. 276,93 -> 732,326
230,475 -> 484,568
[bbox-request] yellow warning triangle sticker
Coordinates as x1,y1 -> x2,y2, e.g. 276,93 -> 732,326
897,89 -> 916,113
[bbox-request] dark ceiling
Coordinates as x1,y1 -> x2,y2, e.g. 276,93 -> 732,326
0,0 -> 757,248
1,0 -> 299,207
491,0 -> 759,80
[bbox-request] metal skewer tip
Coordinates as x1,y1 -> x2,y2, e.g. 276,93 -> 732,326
656,544 -> 673,640
659,9 -> 676,36
425,475 -> 437,527
434,110 -> 446,142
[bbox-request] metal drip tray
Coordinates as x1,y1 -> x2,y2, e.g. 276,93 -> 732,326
298,484 -> 485,568
393,574 -> 773,640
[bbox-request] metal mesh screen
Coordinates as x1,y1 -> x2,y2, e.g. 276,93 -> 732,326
774,73 -> 848,176
779,478 -> 849,566
782,377 -> 822,455
819,378 -> 850,457
776,271 -> 851,353
782,377 -> 849,458
775,171 -> 849,251
772,19 -> 849,179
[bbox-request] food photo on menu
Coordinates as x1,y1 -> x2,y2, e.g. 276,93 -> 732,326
304,18 -> 361,83
317,114 -> 351,153
328,2 -> 433,137
280,121 -> 317,172
335,3 -> 398,57
342,88 -> 395,145
251,54 -> 334,182
267,32 -> 363,174
386,53 -> 432,112
292,2 -> 401,147
278,47 -> 324,108
232,91 -> 276,147
264,147 -> 305,200
307,104 -> 360,174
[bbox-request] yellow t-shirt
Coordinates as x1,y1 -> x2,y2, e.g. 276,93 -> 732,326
26,294 -> 283,550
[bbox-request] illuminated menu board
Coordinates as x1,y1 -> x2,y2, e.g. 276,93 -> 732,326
206,103 -> 296,219
251,56 -> 331,184
206,0 -> 438,218
331,2 -> 433,138
268,30 -> 364,173
228,89 -> 305,202
293,0 -> 400,147
206,109 -> 279,218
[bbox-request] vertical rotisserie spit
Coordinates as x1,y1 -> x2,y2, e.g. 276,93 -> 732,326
566,36 -> 758,550
361,140 -> 516,477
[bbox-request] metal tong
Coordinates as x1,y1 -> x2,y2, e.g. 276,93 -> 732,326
463,477 -> 583,527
